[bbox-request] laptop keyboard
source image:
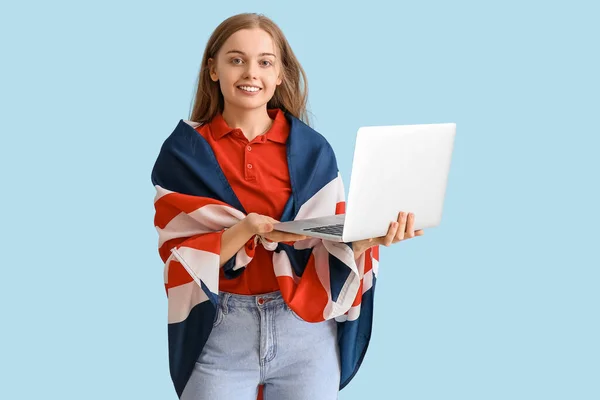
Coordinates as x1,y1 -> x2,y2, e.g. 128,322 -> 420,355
303,224 -> 344,236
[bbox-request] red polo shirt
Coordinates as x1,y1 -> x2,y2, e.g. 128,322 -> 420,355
195,108 -> 291,295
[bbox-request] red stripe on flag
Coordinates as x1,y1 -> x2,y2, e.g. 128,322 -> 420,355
277,255 -> 328,323
371,245 -> 379,261
182,233 -> 222,254
165,260 -> 194,290
364,249 -> 373,274
244,237 -> 257,258
335,201 -> 345,215
154,192 -> 231,229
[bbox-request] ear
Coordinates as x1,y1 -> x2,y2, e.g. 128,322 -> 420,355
276,71 -> 283,86
208,58 -> 218,82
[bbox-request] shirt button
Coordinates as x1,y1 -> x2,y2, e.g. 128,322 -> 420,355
247,163 -> 253,169
247,146 -> 252,151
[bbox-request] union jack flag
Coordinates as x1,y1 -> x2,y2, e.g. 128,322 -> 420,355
151,114 -> 379,398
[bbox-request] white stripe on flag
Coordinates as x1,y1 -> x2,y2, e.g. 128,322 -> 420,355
157,204 -> 244,247
154,185 -> 174,202
234,247 -> 252,270
347,304 -> 361,321
272,251 -> 301,284
334,303 -> 361,323
167,280 -> 210,324
183,120 -> 202,128
363,269 -> 374,294
164,254 -> 173,284
295,173 -> 345,220
171,247 -> 220,295
187,204 -> 245,230
157,212 -> 214,247
293,237 -> 322,250
372,258 -> 379,278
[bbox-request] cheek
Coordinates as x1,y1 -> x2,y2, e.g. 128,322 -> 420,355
265,71 -> 281,89
218,66 -> 240,84
217,80 -> 231,99
218,71 -> 234,88
218,75 -> 241,98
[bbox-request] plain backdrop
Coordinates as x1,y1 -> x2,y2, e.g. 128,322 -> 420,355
1,1 -> 599,399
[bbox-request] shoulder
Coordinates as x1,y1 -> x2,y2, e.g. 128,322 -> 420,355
284,113 -> 336,157
161,119 -> 211,144
174,119 -> 208,136
155,119 -> 215,160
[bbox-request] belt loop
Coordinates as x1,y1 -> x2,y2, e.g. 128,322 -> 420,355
222,292 -> 230,314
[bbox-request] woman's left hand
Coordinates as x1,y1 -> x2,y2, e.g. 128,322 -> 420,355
352,211 -> 424,259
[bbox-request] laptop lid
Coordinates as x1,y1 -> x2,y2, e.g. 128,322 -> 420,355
341,123 -> 456,243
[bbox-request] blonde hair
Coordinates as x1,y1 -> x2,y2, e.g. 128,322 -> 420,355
189,13 -> 310,125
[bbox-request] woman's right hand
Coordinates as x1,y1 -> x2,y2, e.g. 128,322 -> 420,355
242,213 -> 307,243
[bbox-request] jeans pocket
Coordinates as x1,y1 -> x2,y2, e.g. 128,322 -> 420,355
284,303 -> 305,322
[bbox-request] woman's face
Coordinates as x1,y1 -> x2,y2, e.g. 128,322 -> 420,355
209,28 -> 283,113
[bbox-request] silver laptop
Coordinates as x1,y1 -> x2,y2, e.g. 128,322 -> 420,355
273,123 -> 456,243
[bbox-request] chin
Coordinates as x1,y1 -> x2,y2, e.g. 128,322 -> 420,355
230,98 -> 270,111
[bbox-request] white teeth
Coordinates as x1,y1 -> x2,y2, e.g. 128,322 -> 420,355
238,86 -> 260,92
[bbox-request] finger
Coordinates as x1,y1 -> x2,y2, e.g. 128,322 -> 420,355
405,213 -> 415,239
276,230 -> 307,240
258,222 -> 274,233
415,229 -> 424,236
268,231 -> 307,243
382,221 -> 398,247
262,232 -> 278,243
287,234 -> 308,241
394,212 -> 407,242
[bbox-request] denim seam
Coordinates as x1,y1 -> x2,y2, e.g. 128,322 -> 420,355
265,306 -> 277,363
256,307 -> 267,384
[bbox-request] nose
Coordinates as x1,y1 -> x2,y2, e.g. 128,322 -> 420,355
242,61 -> 260,80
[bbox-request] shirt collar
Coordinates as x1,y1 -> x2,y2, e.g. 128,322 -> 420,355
209,108 -> 289,143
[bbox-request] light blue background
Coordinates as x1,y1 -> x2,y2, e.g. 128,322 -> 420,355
1,0 -> 598,399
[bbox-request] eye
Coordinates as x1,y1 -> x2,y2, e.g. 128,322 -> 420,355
260,60 -> 273,67
231,57 -> 244,65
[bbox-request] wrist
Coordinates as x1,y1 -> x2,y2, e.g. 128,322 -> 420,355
352,243 -> 366,260
238,216 -> 256,237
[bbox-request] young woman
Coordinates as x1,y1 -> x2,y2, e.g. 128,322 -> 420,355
151,12 -> 423,400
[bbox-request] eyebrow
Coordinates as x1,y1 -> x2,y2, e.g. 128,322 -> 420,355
225,50 -> 277,58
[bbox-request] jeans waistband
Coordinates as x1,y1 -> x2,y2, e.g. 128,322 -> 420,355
219,290 -> 285,309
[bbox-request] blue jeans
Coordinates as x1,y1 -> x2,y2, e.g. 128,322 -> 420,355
180,291 -> 341,400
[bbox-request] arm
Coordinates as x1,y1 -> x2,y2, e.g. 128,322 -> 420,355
219,213 -> 307,268
219,218 -> 254,267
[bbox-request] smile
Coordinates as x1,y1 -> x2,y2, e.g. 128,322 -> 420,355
237,86 -> 261,93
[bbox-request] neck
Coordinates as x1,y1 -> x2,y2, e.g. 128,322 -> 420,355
222,104 -> 273,141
